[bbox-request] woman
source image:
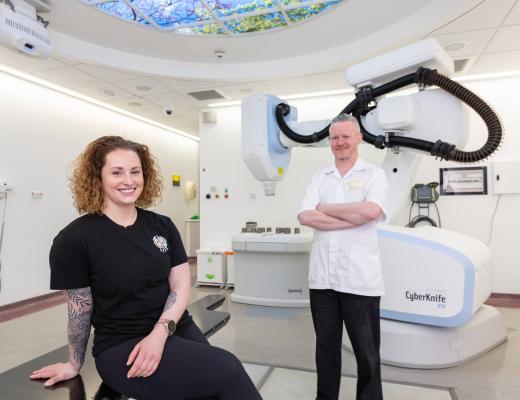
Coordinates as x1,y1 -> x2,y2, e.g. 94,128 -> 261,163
30,136 -> 261,400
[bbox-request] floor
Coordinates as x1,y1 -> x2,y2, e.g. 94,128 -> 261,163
0,265 -> 519,400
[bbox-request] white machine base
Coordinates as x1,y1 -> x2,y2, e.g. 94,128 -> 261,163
231,233 -> 313,308
230,293 -> 309,307
230,250 -> 310,307
342,305 -> 507,368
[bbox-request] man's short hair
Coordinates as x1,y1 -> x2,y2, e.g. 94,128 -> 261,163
329,113 -> 361,135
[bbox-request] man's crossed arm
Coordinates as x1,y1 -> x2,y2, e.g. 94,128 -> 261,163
298,201 -> 382,231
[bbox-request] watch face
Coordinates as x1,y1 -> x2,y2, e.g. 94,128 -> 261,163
167,320 -> 176,335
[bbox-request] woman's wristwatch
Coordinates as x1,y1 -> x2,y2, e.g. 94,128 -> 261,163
155,319 -> 176,336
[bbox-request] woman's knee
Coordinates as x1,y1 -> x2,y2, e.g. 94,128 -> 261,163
211,348 -> 248,382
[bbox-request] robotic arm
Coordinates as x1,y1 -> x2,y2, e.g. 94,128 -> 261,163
240,38 -> 507,368
242,38 -> 502,197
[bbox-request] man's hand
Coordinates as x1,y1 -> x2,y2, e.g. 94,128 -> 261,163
126,328 -> 168,378
30,362 -> 79,386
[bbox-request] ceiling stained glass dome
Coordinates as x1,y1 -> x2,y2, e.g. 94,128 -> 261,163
81,0 -> 343,35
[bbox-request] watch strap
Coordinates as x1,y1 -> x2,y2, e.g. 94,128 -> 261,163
155,319 -> 176,336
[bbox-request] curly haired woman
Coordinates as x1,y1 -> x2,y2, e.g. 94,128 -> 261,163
30,136 -> 261,400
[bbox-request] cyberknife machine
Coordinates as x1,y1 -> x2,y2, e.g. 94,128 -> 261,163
240,38 -> 506,368
375,224 -> 505,367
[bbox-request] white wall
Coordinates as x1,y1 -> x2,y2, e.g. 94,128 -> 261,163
0,71 -> 199,306
200,76 -> 520,294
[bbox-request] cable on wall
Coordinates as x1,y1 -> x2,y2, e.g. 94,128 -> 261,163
486,194 -> 502,246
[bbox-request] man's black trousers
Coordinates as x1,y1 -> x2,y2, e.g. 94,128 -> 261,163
310,289 -> 383,400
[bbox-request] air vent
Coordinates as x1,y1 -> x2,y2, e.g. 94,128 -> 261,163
453,58 -> 475,73
187,90 -> 225,101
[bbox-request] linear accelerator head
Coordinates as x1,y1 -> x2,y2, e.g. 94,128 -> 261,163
241,94 -> 293,196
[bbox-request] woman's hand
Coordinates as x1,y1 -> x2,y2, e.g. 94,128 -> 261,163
126,328 -> 168,378
30,362 -> 79,386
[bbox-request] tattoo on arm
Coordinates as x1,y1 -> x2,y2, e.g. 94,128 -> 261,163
162,291 -> 177,313
66,288 -> 93,370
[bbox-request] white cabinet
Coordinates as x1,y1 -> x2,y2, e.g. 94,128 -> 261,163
196,248 -> 227,287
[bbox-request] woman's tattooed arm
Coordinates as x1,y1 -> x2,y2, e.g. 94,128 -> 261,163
66,288 -> 93,371
162,290 -> 177,313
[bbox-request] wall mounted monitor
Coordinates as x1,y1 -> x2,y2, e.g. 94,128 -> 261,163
440,166 -> 487,195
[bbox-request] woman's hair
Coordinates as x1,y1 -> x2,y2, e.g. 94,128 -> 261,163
70,136 -> 163,214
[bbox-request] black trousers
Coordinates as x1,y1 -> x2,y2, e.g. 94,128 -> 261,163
310,289 -> 383,400
95,318 -> 262,400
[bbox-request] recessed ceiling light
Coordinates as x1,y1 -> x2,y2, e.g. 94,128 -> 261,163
99,89 -> 115,97
128,101 -> 142,107
0,64 -> 198,142
136,85 -> 151,91
443,41 -> 467,51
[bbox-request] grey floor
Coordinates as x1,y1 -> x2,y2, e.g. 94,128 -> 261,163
0,267 -> 519,399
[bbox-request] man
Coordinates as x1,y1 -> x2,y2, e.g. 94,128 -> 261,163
298,113 -> 388,400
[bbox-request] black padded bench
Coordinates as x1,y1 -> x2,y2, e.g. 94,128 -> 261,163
0,294 -> 230,400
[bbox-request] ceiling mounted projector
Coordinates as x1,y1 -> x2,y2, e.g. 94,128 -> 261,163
0,0 -> 51,59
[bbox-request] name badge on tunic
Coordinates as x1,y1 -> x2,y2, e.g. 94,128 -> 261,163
344,180 -> 363,191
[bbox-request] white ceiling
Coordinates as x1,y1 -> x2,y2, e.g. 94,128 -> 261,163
1,0 -> 520,136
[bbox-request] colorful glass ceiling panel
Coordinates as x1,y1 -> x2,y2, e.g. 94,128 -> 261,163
207,0 -> 277,18
81,0 -> 343,35
285,1 -> 340,23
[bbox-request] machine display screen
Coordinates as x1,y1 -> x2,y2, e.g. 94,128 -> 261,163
440,167 -> 488,195
416,187 -> 434,201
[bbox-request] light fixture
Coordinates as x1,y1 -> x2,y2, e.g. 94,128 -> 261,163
207,100 -> 241,108
207,87 -> 354,107
136,85 -> 152,91
443,41 -> 467,52
0,63 -> 199,141
98,88 -> 115,97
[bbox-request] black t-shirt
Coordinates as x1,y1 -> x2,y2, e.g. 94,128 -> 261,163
50,208 -> 188,357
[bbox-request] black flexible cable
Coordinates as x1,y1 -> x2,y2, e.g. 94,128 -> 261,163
357,68 -> 502,161
420,69 -> 503,162
274,98 -> 359,144
408,202 -> 415,225
433,202 -> 441,228
274,67 -> 502,163
407,215 -> 438,228
273,74 -> 416,145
